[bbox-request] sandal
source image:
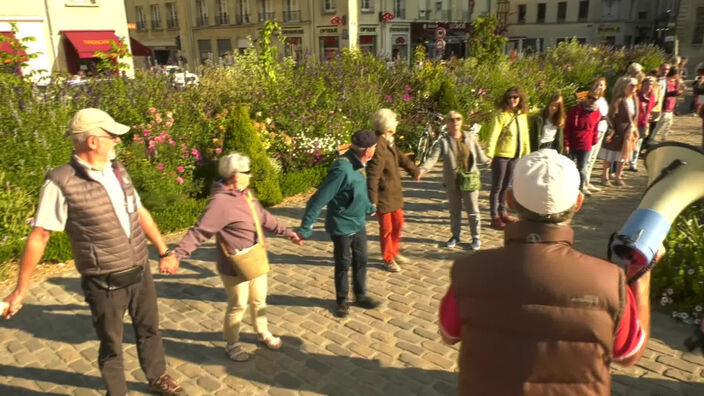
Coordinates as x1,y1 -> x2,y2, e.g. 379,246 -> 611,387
257,333 -> 283,350
613,178 -> 626,187
225,342 -> 251,362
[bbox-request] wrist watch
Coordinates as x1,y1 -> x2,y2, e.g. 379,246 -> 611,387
159,249 -> 171,259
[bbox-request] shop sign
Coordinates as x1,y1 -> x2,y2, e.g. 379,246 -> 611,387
360,25 -> 377,34
598,25 -> 620,33
390,25 -> 410,32
395,36 -> 405,44
318,26 -> 339,35
282,28 -> 304,35
435,39 -> 445,51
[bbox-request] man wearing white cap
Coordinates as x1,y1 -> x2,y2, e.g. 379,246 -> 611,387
438,149 -> 655,395
3,108 -> 183,395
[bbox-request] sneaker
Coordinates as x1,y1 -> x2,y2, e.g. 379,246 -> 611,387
383,260 -> 401,273
394,254 -> 411,264
355,296 -> 381,309
149,374 -> 184,396
470,238 -> 481,250
490,217 -> 506,230
586,183 -> 601,192
445,236 -> 459,248
501,212 -> 518,224
580,187 -> 592,196
335,301 -> 350,318
626,166 -> 638,172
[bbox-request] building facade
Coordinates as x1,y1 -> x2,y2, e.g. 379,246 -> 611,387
125,0 -> 498,71
676,0 -> 704,75
504,0 -> 682,54
1,0 -> 136,80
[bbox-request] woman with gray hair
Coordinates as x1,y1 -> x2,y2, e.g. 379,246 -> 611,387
416,110 -> 490,249
162,152 -> 302,362
366,108 -> 419,272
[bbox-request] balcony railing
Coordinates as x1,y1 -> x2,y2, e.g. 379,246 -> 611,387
196,14 -> 208,26
236,13 -> 251,24
418,9 -> 430,19
137,21 -> 147,31
283,10 -> 301,22
258,12 -> 275,22
167,17 -> 179,29
216,12 -> 230,25
151,20 -> 162,29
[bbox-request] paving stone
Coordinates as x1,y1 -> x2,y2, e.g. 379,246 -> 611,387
657,354 -> 701,374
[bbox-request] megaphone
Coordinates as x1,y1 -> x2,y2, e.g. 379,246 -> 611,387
609,142 -> 704,283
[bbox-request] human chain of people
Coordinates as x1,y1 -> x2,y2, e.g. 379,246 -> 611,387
2,59 -> 704,395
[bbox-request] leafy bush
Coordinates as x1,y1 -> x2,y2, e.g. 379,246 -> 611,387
279,164 -> 329,197
151,199 -> 208,234
652,202 -> 704,325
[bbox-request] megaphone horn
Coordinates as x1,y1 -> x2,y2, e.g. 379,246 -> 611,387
609,142 -> 704,283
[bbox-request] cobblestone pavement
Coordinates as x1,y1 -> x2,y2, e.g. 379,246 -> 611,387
1,117 -> 703,395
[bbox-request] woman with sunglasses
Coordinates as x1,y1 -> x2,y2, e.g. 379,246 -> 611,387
599,77 -> 640,186
417,111 -> 490,249
486,87 -> 531,230
529,93 -> 565,153
162,153 -> 302,362
564,89 -> 603,196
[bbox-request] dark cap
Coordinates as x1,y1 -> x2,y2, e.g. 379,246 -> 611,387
351,129 -> 378,148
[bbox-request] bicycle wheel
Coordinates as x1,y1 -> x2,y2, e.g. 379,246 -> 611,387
415,133 -> 429,166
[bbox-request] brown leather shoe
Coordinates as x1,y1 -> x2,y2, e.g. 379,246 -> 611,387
491,217 -> 506,230
501,212 -> 518,224
149,374 -> 184,395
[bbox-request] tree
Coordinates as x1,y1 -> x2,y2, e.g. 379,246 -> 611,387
94,37 -> 131,75
0,23 -> 39,76
467,14 -> 507,63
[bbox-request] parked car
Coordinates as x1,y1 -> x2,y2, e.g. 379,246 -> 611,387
164,66 -> 199,88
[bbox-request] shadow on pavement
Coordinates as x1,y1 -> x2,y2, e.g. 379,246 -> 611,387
0,384 -> 63,395
0,365 -> 148,394
613,374 -> 704,395
268,252 -> 333,267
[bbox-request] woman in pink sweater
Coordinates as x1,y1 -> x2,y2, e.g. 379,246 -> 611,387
564,89 -> 602,196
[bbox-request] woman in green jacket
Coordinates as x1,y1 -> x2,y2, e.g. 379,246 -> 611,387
486,86 -> 531,230
529,93 -> 566,153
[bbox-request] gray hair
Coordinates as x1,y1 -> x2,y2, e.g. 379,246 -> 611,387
372,108 -> 398,133
218,152 -> 250,179
70,128 -> 102,147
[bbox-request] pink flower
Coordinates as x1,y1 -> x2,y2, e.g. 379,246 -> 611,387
143,130 -> 150,136
384,95 -> 393,103
177,165 -> 185,172
182,152 -> 190,158
191,149 -> 202,160
405,85 -> 411,92
403,93 -> 411,102
169,139 -> 176,145
215,147 -> 222,154
155,117 -> 162,124
165,121 -> 173,128
148,107 -> 157,114
157,163 -> 165,170
176,177 -> 184,184
329,110 -> 335,115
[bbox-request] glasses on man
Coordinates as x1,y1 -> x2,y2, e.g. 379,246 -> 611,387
238,170 -> 252,175
93,134 -> 120,142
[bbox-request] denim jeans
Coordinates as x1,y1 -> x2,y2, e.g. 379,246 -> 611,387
331,229 -> 368,304
570,150 -> 591,190
489,157 -> 516,217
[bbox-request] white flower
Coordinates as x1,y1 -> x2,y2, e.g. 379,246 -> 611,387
681,313 -> 689,319
667,288 -> 674,295
660,297 -> 668,306
672,311 -> 679,318
696,305 -> 703,312
688,268 -> 696,275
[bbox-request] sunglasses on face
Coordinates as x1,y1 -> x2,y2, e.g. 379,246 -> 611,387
587,96 -> 598,101
93,134 -> 120,142
509,95 -> 520,100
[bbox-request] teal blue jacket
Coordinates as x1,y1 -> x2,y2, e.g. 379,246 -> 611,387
297,150 -> 375,238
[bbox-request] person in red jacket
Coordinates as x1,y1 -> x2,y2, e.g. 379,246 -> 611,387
564,89 -> 602,196
629,77 -> 657,170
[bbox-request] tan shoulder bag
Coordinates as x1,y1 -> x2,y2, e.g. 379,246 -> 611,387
220,191 -> 270,280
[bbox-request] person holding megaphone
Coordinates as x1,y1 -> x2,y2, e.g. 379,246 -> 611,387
438,149 -> 663,394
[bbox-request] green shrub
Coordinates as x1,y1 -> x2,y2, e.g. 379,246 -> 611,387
152,199 -> 208,234
651,201 -> 704,325
222,105 -> 282,206
279,164 -> 329,197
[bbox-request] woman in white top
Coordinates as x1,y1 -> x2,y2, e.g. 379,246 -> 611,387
529,93 -> 566,154
584,77 -> 610,192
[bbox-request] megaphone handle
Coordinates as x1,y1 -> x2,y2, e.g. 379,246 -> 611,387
627,254 -> 658,286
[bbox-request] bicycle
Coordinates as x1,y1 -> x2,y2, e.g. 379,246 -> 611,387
414,112 -> 446,166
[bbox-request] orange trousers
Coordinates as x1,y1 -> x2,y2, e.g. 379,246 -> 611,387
378,209 -> 404,263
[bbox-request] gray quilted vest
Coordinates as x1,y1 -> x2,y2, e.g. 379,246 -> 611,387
47,157 -> 148,276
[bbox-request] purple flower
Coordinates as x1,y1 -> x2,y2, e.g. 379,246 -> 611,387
403,93 -> 411,102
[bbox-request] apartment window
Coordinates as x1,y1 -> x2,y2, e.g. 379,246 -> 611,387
150,5 -> 162,29
284,0 -> 301,21
236,0 -> 250,24
638,11 -> 647,20
394,0 -> 405,19
166,3 -> 179,29
322,0 -> 335,14
361,0 -> 373,13
136,6 -> 147,31
258,0 -> 274,22
578,1 -> 589,22
557,2 -> 567,23
518,4 -> 526,24
217,39 -> 232,58
198,39 -> 212,64
196,0 -> 208,26
216,0 -> 230,24
694,7 -> 704,44
536,3 -> 545,23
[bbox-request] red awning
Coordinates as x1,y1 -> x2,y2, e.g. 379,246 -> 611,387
0,32 -> 28,60
63,30 -> 120,58
130,37 -> 152,56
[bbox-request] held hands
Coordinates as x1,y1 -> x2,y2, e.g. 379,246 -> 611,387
414,172 -> 423,182
289,232 -> 304,246
2,289 -> 25,319
159,254 -> 180,275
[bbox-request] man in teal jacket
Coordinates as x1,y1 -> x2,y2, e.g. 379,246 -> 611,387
296,130 -> 381,317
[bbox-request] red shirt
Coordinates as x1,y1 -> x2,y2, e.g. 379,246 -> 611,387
564,103 -> 602,152
439,285 -> 644,361
637,91 -> 657,128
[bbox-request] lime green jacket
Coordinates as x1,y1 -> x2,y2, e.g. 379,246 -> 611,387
486,110 -> 531,158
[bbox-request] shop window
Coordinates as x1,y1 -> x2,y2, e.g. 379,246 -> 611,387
320,36 -> 339,60
198,39 -> 213,64
359,35 -> 376,55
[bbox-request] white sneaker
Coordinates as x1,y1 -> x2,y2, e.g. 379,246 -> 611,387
394,254 -> 411,264
470,238 -> 481,250
445,236 -> 459,248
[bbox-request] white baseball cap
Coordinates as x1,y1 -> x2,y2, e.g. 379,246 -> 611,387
67,108 -> 131,136
512,149 -> 580,215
